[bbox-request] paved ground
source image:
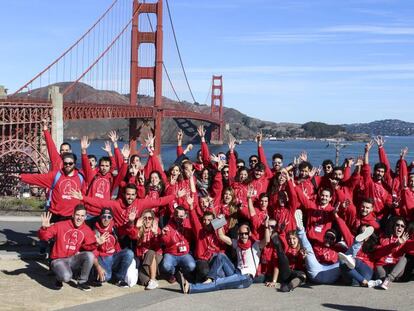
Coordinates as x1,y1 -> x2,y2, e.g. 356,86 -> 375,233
1,216 -> 413,311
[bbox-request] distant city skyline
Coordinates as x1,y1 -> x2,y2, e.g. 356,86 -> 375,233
2,0 -> 414,124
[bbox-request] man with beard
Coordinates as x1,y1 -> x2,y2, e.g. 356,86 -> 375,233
20,153 -> 85,222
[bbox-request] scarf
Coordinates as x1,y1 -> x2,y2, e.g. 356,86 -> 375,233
237,238 -> 253,250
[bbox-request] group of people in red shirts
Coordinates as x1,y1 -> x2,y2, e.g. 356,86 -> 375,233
19,122 -> 414,294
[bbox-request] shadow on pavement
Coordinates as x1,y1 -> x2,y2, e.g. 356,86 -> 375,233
321,303 -> 397,311
0,228 -> 57,290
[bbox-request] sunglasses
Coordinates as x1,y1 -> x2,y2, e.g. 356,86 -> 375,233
395,223 -> 405,228
101,215 -> 112,220
143,216 -> 153,221
269,224 -> 276,229
63,162 -> 74,166
250,159 -> 258,163
238,232 -> 249,236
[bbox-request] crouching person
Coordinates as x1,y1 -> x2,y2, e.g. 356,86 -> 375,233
176,220 -> 270,294
125,209 -> 163,290
91,208 -> 134,287
38,204 -> 97,291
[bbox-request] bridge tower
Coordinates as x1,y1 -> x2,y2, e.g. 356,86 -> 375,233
130,0 -> 163,155
210,75 -> 224,144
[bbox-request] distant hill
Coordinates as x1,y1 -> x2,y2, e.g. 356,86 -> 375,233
13,83 -> 413,142
344,119 -> 414,136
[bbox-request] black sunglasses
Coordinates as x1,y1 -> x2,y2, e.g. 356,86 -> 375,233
63,162 -> 74,166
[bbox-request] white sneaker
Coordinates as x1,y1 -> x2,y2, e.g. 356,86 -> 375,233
295,209 -> 304,231
338,252 -> 355,269
367,279 -> 382,288
380,278 -> 390,290
146,279 -> 159,290
355,226 -> 374,243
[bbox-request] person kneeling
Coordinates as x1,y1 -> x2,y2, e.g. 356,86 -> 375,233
38,204 -> 97,291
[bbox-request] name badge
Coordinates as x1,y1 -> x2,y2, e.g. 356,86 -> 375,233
314,225 -> 323,233
178,245 -> 187,253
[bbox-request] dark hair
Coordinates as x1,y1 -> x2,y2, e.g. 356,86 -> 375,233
319,187 -> 333,197
62,152 -> 77,163
74,204 -> 86,213
125,183 -> 137,192
272,153 -> 283,161
203,211 -> 215,218
361,230 -> 379,253
167,164 -> 183,183
374,162 -> 387,172
361,197 -> 374,205
235,167 -> 251,184
130,154 -> 140,163
61,142 -> 72,149
322,159 -> 334,167
255,162 -> 265,171
333,166 -> 343,173
175,205 -> 186,213
259,192 -> 269,200
236,159 -> 245,167
87,154 -> 97,161
249,155 -> 259,162
298,161 -> 312,171
385,216 -> 406,237
99,156 -> 112,166
145,170 -> 165,195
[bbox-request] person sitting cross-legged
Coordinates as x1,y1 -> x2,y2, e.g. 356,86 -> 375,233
176,220 -> 270,294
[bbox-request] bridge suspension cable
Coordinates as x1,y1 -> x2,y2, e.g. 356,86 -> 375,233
165,0 -> 197,103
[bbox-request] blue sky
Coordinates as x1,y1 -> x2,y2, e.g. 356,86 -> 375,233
2,0 -> 414,124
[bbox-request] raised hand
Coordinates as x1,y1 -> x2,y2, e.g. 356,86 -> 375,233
183,144 -> 193,155
365,140 -> 374,152
255,131 -> 263,146
309,167 -> 318,178
186,195 -> 194,209
108,130 -> 119,144
400,147 -> 408,159
177,130 -> 183,145
399,232 -> 409,245
70,189 -> 83,200
177,188 -> 187,198
355,155 -> 363,167
40,212 -> 52,228
80,136 -> 90,153
151,219 -> 159,234
228,137 -> 236,152
136,217 -> 143,228
197,125 -> 206,138
346,158 -> 355,167
161,226 -> 170,235
102,141 -> 112,154
96,232 -> 110,245
299,151 -> 307,162
210,153 -> 220,163
374,135 -> 385,147
137,170 -> 145,185
247,185 -> 255,198
42,119 -> 49,131
129,211 -> 137,223
121,144 -> 130,160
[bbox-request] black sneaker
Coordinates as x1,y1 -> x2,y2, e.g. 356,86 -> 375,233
77,282 -> 92,292
55,280 -> 63,290
116,280 -> 129,288
279,283 -> 292,293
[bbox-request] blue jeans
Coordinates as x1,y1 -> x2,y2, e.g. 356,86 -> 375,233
98,248 -> 134,282
207,253 -> 236,280
161,253 -> 196,276
297,228 -> 362,284
189,270 -> 253,294
341,258 -> 373,284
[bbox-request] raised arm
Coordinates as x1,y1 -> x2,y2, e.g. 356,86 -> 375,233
228,137 -> 237,180
217,226 -> 232,246
198,125 -> 211,169
256,131 -> 273,178
42,119 -> 62,171
80,136 -> 94,184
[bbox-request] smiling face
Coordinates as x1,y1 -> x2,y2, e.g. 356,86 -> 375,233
272,158 -> 283,171
259,196 -> 269,211
124,187 -> 137,205
333,169 -> 343,181
393,220 -> 406,238
360,201 -> 373,217
319,190 -> 332,206
287,233 -> 299,249
239,169 -> 248,182
373,168 -> 385,181
73,209 -> 86,228
150,172 -> 161,186
238,224 -> 251,244
223,189 -> 233,204
62,157 -> 76,175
